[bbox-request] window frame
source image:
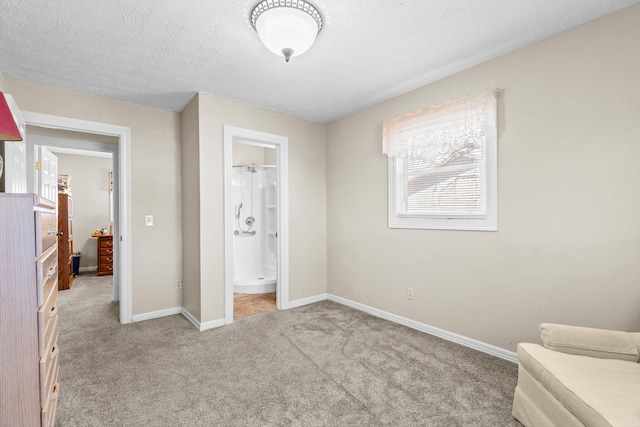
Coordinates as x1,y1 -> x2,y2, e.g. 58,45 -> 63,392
387,113 -> 498,231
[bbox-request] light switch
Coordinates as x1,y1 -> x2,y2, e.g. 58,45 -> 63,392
145,215 -> 154,226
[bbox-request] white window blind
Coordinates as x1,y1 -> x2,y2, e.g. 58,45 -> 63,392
384,90 -> 498,230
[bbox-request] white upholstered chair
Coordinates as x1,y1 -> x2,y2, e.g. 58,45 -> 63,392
512,323 -> 640,427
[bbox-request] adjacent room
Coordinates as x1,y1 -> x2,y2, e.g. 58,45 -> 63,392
0,1 -> 638,426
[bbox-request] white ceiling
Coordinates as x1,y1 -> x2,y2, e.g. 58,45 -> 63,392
1,0 -> 637,123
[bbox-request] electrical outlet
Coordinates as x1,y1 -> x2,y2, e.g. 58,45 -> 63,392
176,280 -> 182,290
407,287 -> 414,300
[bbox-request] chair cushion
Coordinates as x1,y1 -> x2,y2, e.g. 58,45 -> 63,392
518,343 -> 640,427
540,323 -> 640,362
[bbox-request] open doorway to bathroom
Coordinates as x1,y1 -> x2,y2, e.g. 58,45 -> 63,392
224,126 -> 289,324
231,145 -> 277,318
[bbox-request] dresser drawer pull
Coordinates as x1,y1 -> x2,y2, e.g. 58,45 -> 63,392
47,266 -> 57,279
50,345 -> 58,360
49,304 -> 58,318
51,383 -> 59,400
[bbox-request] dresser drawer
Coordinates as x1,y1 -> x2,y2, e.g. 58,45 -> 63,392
100,254 -> 114,265
34,210 -> 56,258
38,288 -> 58,342
98,264 -> 114,274
39,313 -> 58,359
36,247 -> 58,307
100,247 -> 114,256
37,211 -> 57,233
39,334 -> 59,404
40,362 -> 59,427
99,236 -> 113,248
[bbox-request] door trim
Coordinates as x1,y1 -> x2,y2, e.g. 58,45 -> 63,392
22,111 -> 133,324
223,125 -> 289,324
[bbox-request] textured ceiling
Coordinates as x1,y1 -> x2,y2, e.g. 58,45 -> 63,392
1,0 -> 637,123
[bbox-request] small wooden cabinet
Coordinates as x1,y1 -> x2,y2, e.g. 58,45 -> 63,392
96,234 -> 114,276
0,194 -> 60,427
57,193 -> 74,290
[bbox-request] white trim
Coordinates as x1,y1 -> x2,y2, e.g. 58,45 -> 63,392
327,294 -> 517,363
181,308 -> 225,332
45,145 -> 113,158
78,266 -> 98,273
131,307 -> 182,322
23,111 -> 133,324
284,293 -> 328,309
200,318 -> 226,331
223,126 -> 289,325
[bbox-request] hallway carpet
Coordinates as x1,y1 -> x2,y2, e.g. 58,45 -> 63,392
56,274 -> 520,426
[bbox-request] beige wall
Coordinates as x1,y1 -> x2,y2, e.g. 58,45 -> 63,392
233,143 -> 263,165
326,5 -> 640,352
4,78 -> 183,316
180,95 -> 201,319
232,144 -> 277,167
27,126 -> 118,145
56,153 -> 112,269
186,93 -> 326,323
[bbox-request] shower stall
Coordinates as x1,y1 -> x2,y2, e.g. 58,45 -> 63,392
232,164 -> 277,294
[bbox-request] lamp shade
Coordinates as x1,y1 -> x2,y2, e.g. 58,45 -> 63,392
251,0 -> 322,62
0,92 -> 22,141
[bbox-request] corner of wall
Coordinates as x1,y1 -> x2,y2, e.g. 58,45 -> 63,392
180,94 -> 202,320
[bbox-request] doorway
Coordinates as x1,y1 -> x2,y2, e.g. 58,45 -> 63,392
23,111 -> 133,324
223,126 -> 289,324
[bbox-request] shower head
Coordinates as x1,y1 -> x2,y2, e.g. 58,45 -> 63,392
235,203 -> 243,219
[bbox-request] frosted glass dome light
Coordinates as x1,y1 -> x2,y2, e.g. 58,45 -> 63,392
251,0 -> 323,63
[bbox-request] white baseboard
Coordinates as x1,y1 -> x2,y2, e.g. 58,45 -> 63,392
326,294 -> 517,364
79,266 -> 98,273
285,293 -> 328,309
131,306 -> 182,322
181,308 -> 225,332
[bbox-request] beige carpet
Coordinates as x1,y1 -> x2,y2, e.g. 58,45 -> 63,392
234,292 -> 277,319
56,274 -> 521,426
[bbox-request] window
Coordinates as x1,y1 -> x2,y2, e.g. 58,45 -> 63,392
384,90 -> 498,230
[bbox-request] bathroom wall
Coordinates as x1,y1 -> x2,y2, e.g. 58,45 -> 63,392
232,143 -> 277,167
325,5 -> 640,352
183,93 -> 326,324
4,77 -> 183,316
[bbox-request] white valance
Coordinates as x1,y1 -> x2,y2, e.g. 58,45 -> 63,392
382,90 -> 497,167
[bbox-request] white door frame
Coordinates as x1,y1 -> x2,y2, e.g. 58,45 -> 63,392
23,111 -> 133,325
223,125 -> 289,324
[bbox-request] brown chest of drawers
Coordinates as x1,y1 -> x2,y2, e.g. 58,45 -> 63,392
57,193 -> 74,290
96,234 -> 114,276
0,194 -> 60,427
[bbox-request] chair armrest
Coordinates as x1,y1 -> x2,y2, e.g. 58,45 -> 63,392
539,323 -> 640,362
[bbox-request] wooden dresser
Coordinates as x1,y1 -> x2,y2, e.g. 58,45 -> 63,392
0,194 -> 60,427
57,193 -> 74,290
96,234 -> 114,276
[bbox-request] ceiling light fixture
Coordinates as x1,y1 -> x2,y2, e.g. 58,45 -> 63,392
251,0 -> 323,63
